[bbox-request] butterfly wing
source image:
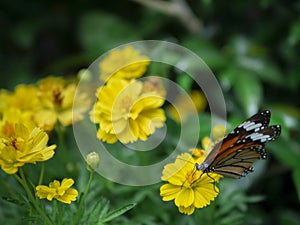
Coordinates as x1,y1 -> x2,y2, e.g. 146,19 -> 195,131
199,110 -> 281,178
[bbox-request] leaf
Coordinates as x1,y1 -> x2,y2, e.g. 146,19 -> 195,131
182,36 -> 227,70
268,139 -> 300,169
87,198 -> 110,223
102,203 -> 136,223
292,168 -> 300,202
1,196 -> 24,206
78,11 -> 140,54
234,72 -> 262,116
288,20 -> 300,46
177,73 -> 193,92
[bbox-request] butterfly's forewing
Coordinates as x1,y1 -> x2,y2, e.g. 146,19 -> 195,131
197,110 -> 281,178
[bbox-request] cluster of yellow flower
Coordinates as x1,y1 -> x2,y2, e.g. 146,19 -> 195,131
0,75 -> 90,203
0,44 -> 224,215
90,46 -> 167,144
36,178 -> 78,204
89,45 -> 222,215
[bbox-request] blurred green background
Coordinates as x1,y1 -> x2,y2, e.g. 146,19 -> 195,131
1,0 -> 300,224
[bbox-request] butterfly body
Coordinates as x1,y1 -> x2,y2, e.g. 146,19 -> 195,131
196,110 -> 281,178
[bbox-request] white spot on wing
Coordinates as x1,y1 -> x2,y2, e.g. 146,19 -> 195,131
246,132 -> 270,142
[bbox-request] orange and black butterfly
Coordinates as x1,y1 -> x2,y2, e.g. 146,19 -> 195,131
196,110 -> 281,178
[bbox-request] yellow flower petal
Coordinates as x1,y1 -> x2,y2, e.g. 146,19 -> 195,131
160,183 -> 181,201
178,205 -> 195,215
175,188 -> 194,208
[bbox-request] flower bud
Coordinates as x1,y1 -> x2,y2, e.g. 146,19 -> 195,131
86,151 -> 100,169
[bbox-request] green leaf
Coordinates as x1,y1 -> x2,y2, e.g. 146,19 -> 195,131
288,20 -> 300,46
88,198 -> 110,223
268,139 -> 300,169
1,196 -> 24,206
78,11 -> 140,54
292,168 -> 300,202
234,73 -> 262,116
182,36 -> 227,70
177,73 -> 193,92
102,203 -> 136,223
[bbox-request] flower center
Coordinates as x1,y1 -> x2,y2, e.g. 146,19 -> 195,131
120,96 -> 134,112
1,122 -> 15,136
185,169 -> 200,187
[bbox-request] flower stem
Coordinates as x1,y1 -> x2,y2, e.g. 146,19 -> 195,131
56,200 -> 63,225
38,162 -> 45,185
72,169 -> 94,225
14,169 -> 53,225
56,123 -> 67,151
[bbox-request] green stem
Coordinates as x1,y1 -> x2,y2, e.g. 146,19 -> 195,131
56,200 -> 63,225
38,162 -> 45,185
56,123 -> 67,152
72,169 -> 94,225
14,169 -> 53,225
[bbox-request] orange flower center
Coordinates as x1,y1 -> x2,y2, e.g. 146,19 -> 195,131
185,169 -> 200,187
120,96 -> 134,112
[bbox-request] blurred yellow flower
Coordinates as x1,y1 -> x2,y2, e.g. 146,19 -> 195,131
0,85 -> 41,129
0,108 -> 35,136
90,79 -> 166,144
36,178 -> 78,204
99,46 -> 150,82
4,84 -> 40,111
167,90 -> 206,123
142,76 -> 166,98
0,123 -> 56,174
160,152 -> 222,215
196,125 -> 227,156
212,124 -> 226,140
34,76 -> 90,131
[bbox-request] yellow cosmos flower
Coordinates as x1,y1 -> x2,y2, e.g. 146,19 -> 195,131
34,76 -> 90,131
90,79 -> 166,144
0,123 -> 56,174
99,46 -> 150,82
142,76 -> 166,98
4,84 -> 40,111
167,90 -> 207,123
0,108 -> 36,136
160,152 -> 222,215
36,178 -> 78,204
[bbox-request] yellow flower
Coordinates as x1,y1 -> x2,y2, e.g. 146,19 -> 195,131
99,46 -> 150,82
0,108 -> 36,136
196,125 -> 227,156
0,123 -> 56,174
167,90 -> 206,123
160,152 -> 222,215
90,79 -> 166,144
142,76 -> 166,98
36,178 -> 78,204
34,76 -> 90,131
4,84 -> 40,111
212,124 -> 226,140
0,85 -> 41,129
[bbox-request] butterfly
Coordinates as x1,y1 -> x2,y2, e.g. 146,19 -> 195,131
196,110 -> 281,178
